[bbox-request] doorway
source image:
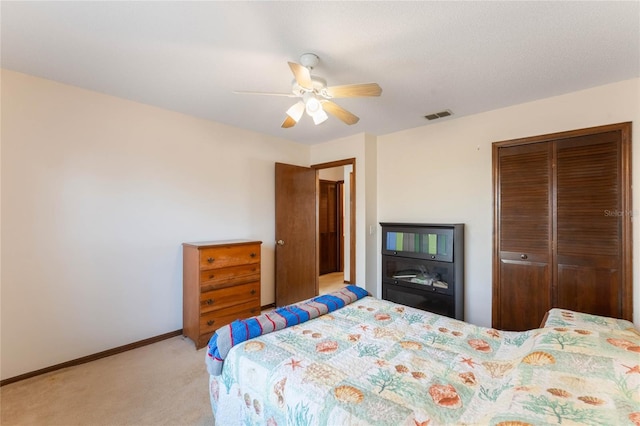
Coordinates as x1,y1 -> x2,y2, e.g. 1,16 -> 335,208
312,159 -> 356,294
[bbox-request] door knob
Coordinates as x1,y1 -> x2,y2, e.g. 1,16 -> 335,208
276,240 -> 285,246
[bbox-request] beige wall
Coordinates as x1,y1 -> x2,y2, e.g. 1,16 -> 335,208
318,167 -> 343,181
377,78 -> 640,327
2,69 -> 638,381
0,70 -> 309,380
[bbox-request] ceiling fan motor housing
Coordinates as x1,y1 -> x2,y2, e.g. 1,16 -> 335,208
292,75 -> 328,98
299,53 -> 319,69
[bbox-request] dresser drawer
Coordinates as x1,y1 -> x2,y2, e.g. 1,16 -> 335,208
200,281 -> 260,314
199,300 -> 261,335
199,244 -> 260,270
199,263 -> 260,290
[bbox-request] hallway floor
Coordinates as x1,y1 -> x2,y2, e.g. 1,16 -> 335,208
319,272 -> 346,294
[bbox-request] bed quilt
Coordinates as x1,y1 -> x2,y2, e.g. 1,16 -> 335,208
206,285 -> 369,376
209,295 -> 640,426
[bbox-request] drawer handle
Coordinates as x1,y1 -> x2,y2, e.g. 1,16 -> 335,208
430,255 -> 436,259
206,298 -> 214,305
208,274 -> 215,279
520,254 -> 528,260
250,289 -> 256,295
207,257 -> 215,263
207,320 -> 215,326
250,308 -> 257,314
250,252 -> 257,258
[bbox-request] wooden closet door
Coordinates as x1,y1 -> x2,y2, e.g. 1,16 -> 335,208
494,142 -> 553,331
493,122 -> 632,331
555,132 -> 623,317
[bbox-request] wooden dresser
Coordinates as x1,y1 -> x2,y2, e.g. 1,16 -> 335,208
182,240 -> 262,349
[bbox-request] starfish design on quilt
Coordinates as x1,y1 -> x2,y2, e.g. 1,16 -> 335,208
359,325 -> 370,332
413,419 -> 430,426
622,364 -> 640,374
486,329 -> 501,338
460,357 -> 478,368
285,358 -> 303,371
348,334 -> 361,342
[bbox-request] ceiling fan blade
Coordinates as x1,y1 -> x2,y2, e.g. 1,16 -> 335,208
233,90 -> 296,97
326,83 -> 382,98
321,101 -> 360,125
288,62 -> 312,90
281,116 -> 297,128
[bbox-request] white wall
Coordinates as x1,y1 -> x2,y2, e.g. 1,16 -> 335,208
377,78 -> 640,327
0,70 -> 309,380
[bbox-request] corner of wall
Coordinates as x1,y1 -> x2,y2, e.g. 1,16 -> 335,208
364,134 -> 379,297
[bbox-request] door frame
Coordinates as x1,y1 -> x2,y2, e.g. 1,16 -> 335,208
312,158 -> 356,285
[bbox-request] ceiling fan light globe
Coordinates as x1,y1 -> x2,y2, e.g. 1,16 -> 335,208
305,97 -> 322,115
302,92 -> 323,116
286,101 -> 305,122
312,109 -> 328,125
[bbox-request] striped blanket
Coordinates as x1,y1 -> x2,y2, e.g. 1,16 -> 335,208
205,285 -> 369,376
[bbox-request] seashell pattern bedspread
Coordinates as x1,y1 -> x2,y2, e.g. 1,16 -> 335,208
209,294 -> 640,426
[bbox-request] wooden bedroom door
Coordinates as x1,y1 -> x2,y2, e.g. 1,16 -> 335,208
492,122 -> 632,331
274,162 -> 318,306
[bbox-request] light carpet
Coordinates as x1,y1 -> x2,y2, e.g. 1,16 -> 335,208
1,336 -> 214,426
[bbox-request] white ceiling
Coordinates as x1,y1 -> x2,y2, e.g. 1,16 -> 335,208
2,1 -> 639,145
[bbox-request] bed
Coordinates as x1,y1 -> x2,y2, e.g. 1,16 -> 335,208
206,286 -> 640,426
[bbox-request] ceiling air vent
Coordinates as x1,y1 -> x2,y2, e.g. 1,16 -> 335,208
424,109 -> 453,121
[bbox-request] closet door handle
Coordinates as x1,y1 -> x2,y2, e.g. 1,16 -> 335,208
520,254 -> 528,260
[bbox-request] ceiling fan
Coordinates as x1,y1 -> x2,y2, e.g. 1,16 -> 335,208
235,53 -> 382,128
